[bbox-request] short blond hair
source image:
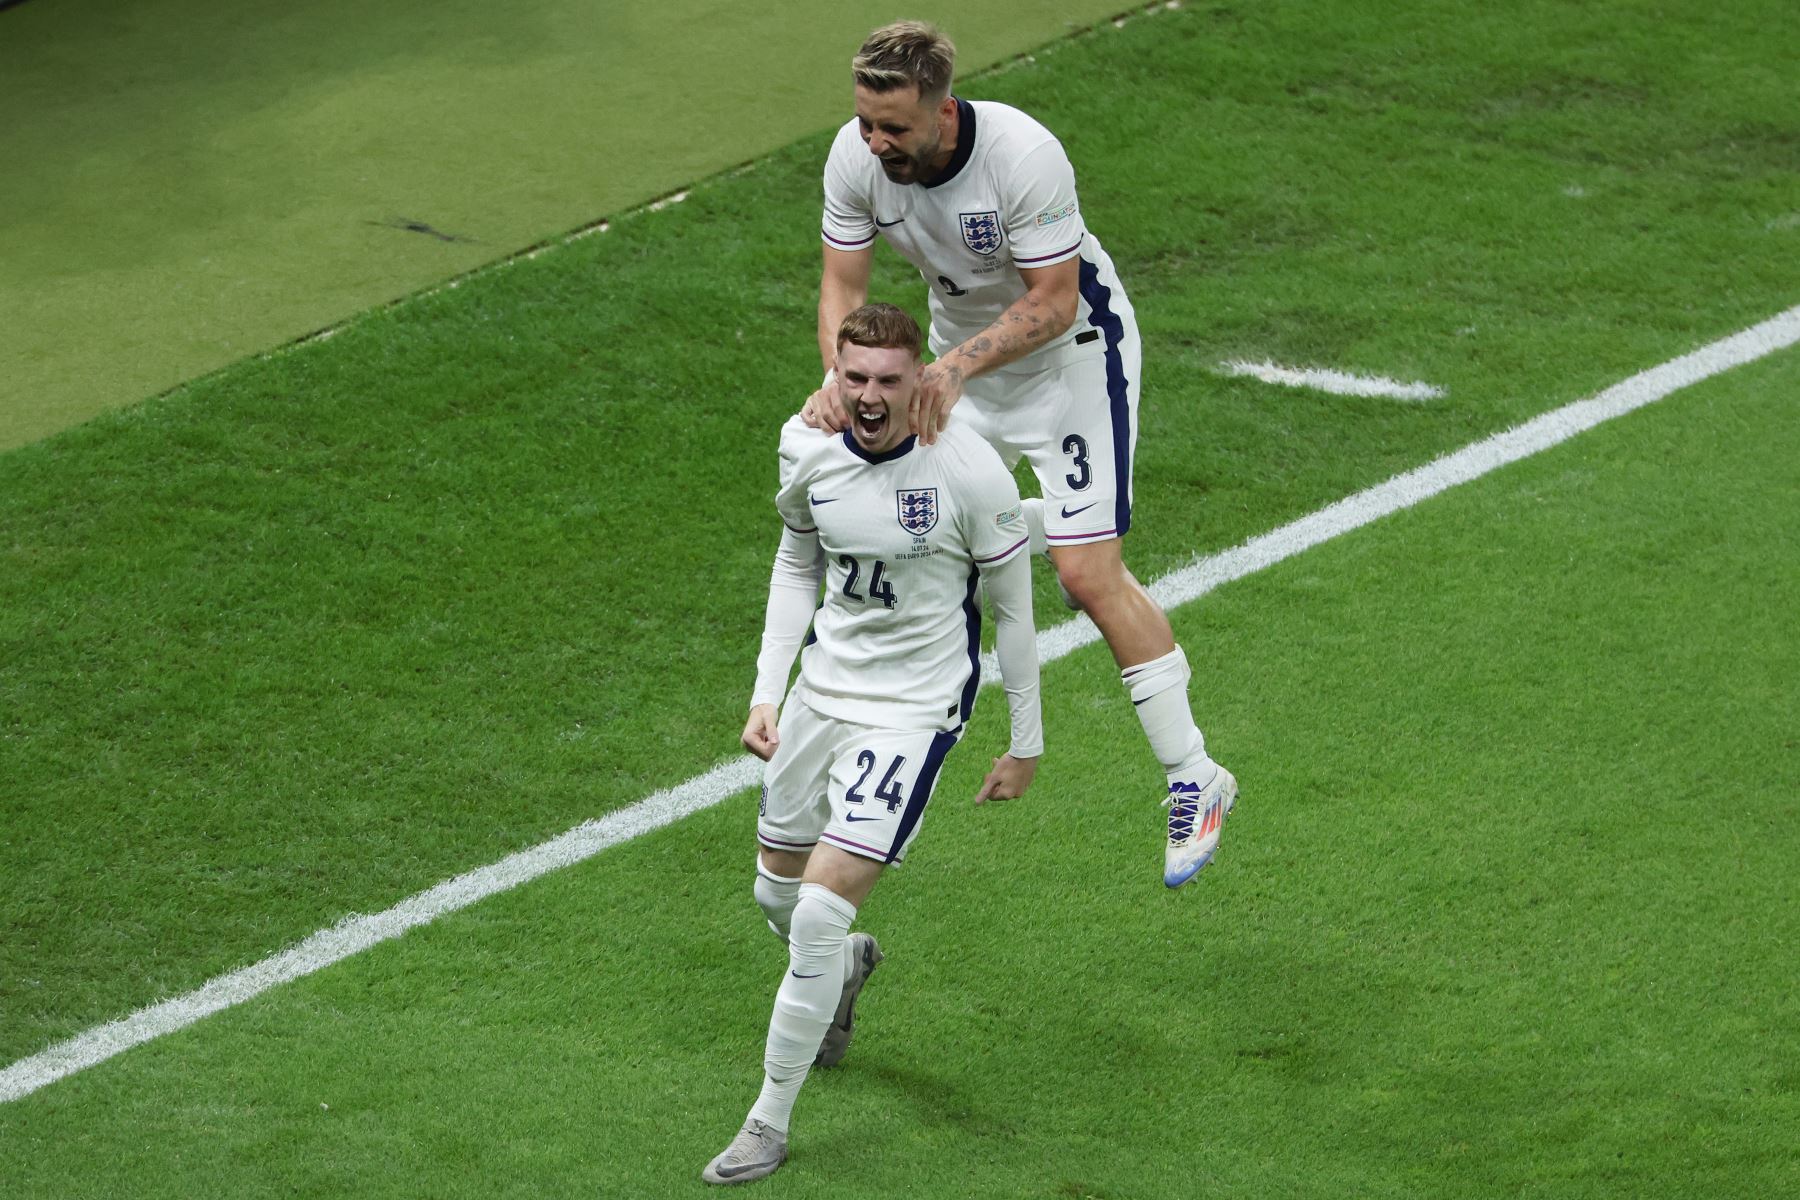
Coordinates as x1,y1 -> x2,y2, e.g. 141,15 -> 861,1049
837,303 -> 923,358
852,21 -> 956,103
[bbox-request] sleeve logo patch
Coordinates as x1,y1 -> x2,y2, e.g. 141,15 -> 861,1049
994,504 -> 1022,526
1034,201 -> 1078,228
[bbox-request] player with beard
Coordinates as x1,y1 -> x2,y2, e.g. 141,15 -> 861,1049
703,303 -> 1041,1185
803,21 -> 1236,889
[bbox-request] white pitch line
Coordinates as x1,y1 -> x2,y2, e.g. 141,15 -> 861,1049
5,303 -> 1798,1105
991,303 -> 1800,673
1220,359 -> 1445,401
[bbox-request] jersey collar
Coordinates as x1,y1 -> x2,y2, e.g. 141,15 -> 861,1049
841,430 -> 918,463
923,98 -> 976,189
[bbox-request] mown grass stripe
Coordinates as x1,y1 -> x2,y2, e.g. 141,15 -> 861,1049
5,302 -> 1797,1105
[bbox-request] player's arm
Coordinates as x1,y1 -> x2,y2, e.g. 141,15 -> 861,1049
973,549 -> 1042,803
744,523 -> 825,760
818,244 -> 873,376
911,257 -> 1079,444
802,244 -> 874,433
810,127 -> 879,432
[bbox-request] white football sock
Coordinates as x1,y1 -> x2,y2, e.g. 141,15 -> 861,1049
753,865 -> 803,942
1021,497 -> 1048,556
747,883 -> 856,1132
1122,646 -> 1213,778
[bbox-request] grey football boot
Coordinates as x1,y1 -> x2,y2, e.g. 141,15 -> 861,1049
701,1119 -> 788,1186
814,932 -> 883,1068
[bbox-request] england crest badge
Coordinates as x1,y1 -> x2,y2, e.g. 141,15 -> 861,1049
959,210 -> 1002,256
896,488 -> 939,536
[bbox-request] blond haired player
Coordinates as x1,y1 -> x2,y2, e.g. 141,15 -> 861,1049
804,21 -> 1236,889
704,304 -> 1041,1185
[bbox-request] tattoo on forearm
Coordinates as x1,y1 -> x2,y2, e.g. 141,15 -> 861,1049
953,289 -> 1068,374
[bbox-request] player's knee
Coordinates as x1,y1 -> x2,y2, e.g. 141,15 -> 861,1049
789,883 -> 857,959
1053,547 -> 1126,611
754,867 -> 802,942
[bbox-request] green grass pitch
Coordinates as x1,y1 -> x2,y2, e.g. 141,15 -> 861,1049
3,1 -> 1797,1196
0,0 -> 1132,451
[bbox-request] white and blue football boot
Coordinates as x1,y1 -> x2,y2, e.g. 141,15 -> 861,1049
1163,763 -> 1237,888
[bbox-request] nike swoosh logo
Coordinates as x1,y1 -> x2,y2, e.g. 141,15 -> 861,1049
875,217 -> 905,227
844,812 -> 881,823
1061,502 -> 1098,518
810,495 -> 839,505
790,971 -> 824,979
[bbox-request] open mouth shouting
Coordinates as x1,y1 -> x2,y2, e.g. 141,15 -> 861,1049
834,331 -> 919,455
854,399 -> 889,445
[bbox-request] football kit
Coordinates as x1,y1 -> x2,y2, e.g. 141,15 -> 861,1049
822,99 -> 1141,544
750,416 -> 1041,864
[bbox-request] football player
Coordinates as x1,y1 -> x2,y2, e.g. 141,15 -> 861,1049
803,21 -> 1236,890
704,303 -> 1042,1185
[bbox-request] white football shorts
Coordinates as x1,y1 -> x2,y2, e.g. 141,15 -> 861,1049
757,698 -> 962,865
954,321 -> 1142,547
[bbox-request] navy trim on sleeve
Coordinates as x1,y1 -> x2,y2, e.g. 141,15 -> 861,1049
974,535 -> 1029,565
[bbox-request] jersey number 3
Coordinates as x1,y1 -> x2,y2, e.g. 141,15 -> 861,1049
1063,433 -> 1092,491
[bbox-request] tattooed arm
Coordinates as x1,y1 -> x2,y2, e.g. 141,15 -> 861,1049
909,257 -> 1079,445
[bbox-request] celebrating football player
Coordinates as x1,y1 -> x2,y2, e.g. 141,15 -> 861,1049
703,304 -> 1042,1185
802,21 -> 1236,891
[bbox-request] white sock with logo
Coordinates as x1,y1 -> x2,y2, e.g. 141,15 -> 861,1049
753,865 -> 802,942
747,883 -> 856,1132
1122,646 -> 1214,780
1021,497 -> 1048,556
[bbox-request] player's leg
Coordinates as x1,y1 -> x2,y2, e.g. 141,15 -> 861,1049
752,701 -> 833,941
706,725 -> 957,1183
744,847 -> 883,1125
754,852 -> 806,941
708,704 -> 844,1186
960,373 -> 1074,608
705,849 -> 884,1186
1027,336 -> 1237,887
808,724 -> 953,1067
1051,538 -> 1237,885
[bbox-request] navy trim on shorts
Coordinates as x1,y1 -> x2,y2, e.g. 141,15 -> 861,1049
1076,257 -> 1133,537
885,729 -> 960,863
823,831 -> 892,860
758,833 -> 819,852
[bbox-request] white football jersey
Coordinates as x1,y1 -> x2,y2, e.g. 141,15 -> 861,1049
773,416 -> 1028,731
823,99 -> 1133,372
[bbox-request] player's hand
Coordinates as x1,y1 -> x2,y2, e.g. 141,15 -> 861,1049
974,753 -> 1038,804
910,360 -> 964,446
800,379 -> 850,433
742,704 -> 780,761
